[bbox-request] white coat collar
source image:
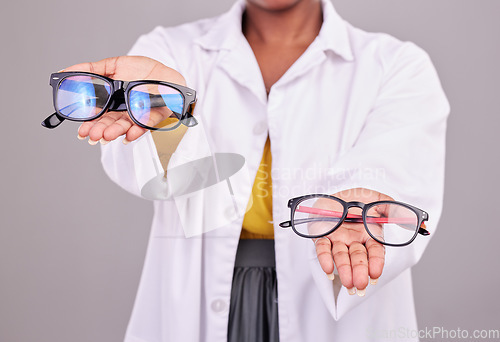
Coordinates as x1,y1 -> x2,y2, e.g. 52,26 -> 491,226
194,0 -> 355,62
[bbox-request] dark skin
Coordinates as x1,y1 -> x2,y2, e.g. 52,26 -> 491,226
242,0 -> 322,93
243,0 -> 385,295
67,0 -> 388,296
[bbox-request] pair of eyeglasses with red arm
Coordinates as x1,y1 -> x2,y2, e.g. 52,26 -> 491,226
279,194 -> 429,247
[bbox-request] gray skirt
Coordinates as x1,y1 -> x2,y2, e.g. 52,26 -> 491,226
228,239 -> 280,342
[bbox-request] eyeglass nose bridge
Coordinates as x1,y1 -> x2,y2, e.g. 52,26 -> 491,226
345,201 -> 366,210
108,80 -> 128,111
112,80 -> 127,90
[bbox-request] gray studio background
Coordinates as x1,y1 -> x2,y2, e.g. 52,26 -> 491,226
1,0 -> 499,341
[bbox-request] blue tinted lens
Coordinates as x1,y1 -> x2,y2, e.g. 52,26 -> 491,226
56,76 -> 111,119
160,93 -> 184,115
129,84 -> 184,130
129,89 -> 151,120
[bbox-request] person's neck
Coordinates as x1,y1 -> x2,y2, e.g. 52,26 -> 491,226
243,1 -> 323,47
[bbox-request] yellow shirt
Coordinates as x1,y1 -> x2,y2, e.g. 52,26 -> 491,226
240,136 -> 274,239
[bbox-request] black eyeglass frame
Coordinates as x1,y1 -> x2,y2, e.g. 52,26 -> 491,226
279,194 -> 430,247
42,71 -> 198,131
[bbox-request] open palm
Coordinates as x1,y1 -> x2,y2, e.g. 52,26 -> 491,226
314,188 -> 393,296
61,56 -> 185,144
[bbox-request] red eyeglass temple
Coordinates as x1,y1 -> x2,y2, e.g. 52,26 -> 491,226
296,206 -> 427,229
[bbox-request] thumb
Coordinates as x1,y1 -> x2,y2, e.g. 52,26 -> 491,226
60,56 -> 120,77
57,56 -> 186,85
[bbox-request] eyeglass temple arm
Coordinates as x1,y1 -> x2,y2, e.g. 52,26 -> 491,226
41,112 -> 65,129
117,91 -> 198,127
279,218 -> 430,236
43,97 -> 197,130
56,79 -> 183,113
279,206 -> 430,236
279,217 -> 341,228
180,99 -> 198,127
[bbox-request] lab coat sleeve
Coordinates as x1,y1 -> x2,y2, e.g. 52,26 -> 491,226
326,42 -> 450,319
100,27 -> 180,198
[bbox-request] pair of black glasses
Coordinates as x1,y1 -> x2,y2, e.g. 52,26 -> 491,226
279,194 -> 429,247
42,71 -> 198,131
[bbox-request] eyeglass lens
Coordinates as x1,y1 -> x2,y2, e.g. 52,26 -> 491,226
293,197 -> 345,237
364,203 -> 418,245
55,76 -> 185,130
128,84 -> 183,130
292,197 -> 419,245
56,75 -> 111,120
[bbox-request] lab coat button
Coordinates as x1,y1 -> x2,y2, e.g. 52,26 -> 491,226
253,121 -> 267,135
211,299 -> 227,313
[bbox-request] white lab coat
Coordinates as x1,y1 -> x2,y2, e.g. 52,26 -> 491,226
100,0 -> 450,341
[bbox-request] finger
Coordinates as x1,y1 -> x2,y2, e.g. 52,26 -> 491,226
77,109 -> 146,143
366,238 -> 385,281
88,117 -> 131,143
314,238 -> 334,277
78,121 -> 99,138
349,242 -> 369,292
88,113 -> 126,142
125,125 -> 148,142
101,117 -> 134,142
86,112 -> 128,140
78,112 -> 123,141
332,242 -> 353,289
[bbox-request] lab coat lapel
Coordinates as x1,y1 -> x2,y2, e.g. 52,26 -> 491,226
273,40 -> 327,91
194,0 -> 267,104
217,41 -> 267,105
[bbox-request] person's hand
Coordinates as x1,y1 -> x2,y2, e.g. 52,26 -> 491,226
314,188 -> 393,296
61,56 -> 186,145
